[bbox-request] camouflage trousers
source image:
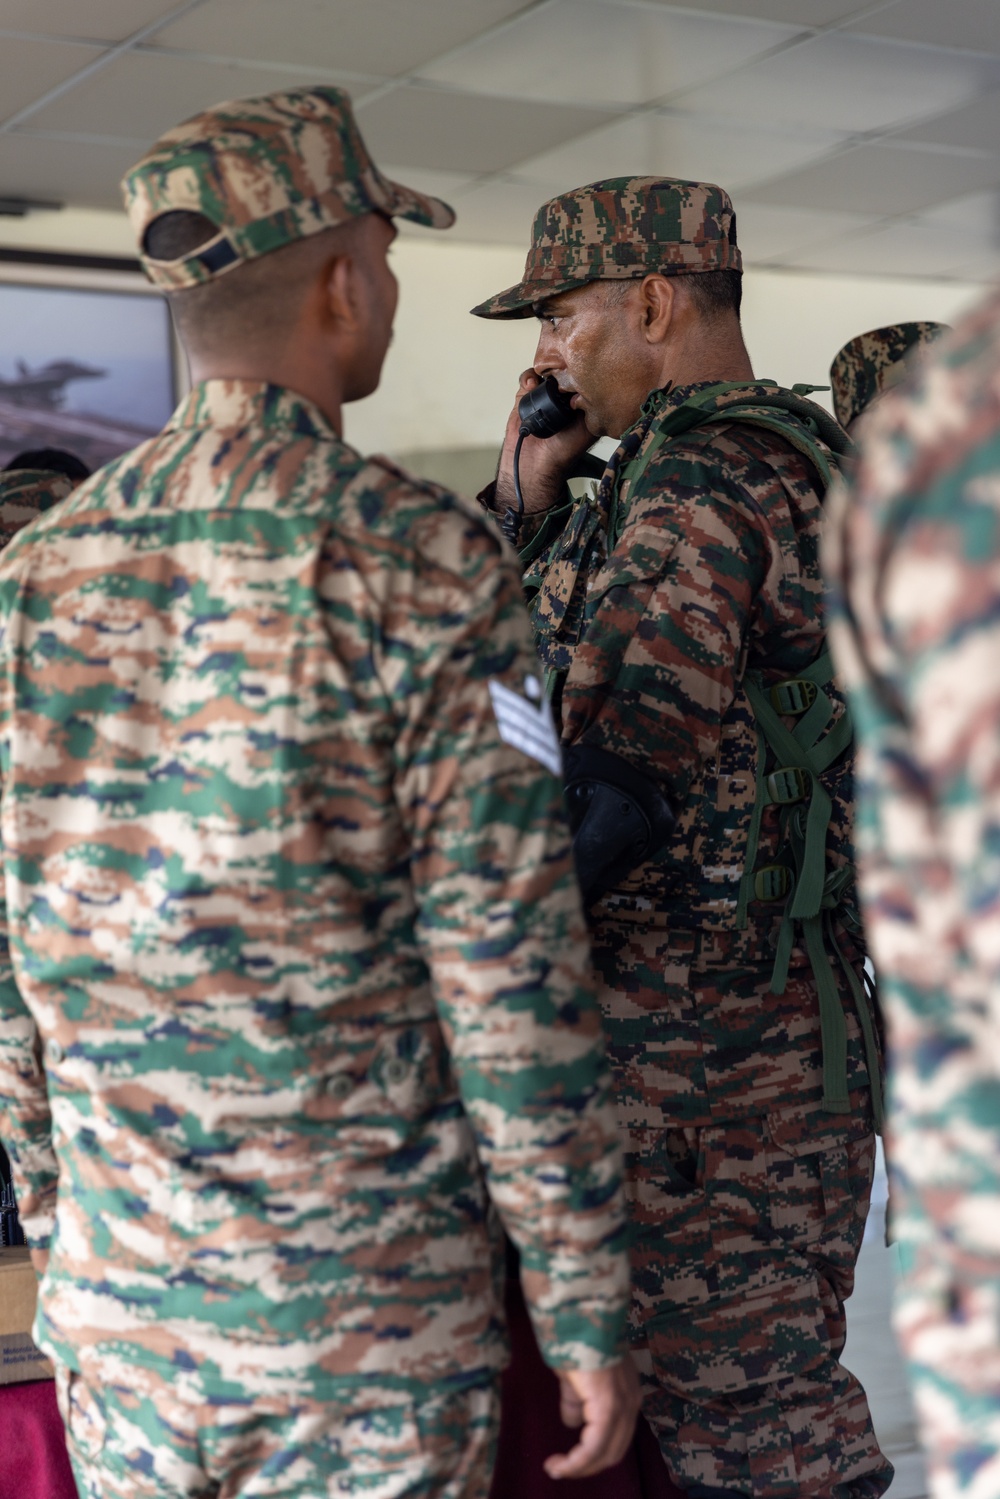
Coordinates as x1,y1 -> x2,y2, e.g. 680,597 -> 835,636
56,1362 -> 498,1498
623,1108 -> 893,1499
589,916 -> 892,1498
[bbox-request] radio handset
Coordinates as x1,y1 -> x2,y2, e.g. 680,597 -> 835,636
500,377 -> 578,546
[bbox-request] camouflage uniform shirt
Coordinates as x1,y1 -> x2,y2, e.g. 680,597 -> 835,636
0,378 -> 630,1402
521,380 -> 873,1125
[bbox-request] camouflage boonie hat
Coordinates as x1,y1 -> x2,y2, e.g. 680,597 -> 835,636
471,176 -> 742,320
830,322 -> 950,430
123,86 -> 455,291
0,468 -> 74,549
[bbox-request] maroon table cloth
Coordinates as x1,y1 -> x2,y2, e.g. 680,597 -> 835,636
491,1270 -> 683,1499
0,1378 -> 76,1499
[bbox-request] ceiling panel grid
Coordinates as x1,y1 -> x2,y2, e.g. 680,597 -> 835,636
0,0 -> 996,281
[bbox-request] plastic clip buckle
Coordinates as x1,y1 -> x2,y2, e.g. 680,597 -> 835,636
753,865 -> 791,902
770,679 -> 817,716
766,766 -> 810,804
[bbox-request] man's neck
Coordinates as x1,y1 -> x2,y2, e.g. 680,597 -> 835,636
186,351 -> 345,436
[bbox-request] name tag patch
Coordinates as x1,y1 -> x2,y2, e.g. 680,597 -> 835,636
488,677 -> 562,777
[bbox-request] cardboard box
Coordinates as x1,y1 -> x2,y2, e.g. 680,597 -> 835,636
0,1247 -> 52,1384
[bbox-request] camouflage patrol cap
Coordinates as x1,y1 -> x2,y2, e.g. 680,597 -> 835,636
123,86 -> 455,292
830,322 -> 950,430
471,176 -> 742,320
0,468 -> 74,550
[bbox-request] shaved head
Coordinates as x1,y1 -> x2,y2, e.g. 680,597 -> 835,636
146,211 -> 367,360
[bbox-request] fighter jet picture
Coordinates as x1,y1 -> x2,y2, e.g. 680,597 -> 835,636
0,358 -> 107,410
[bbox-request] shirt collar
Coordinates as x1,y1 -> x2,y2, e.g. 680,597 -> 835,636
166,379 -> 343,442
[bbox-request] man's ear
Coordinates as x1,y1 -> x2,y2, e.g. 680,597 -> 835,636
638,275 -> 676,344
322,252 -> 361,333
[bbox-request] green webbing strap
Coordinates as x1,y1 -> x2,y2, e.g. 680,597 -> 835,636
740,651 -> 882,1125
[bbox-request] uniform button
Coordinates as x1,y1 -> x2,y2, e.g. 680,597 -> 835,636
45,1039 -> 64,1065
325,1074 -> 353,1101
384,1058 -> 409,1085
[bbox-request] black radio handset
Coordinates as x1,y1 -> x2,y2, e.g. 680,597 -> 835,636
500,377 -> 577,547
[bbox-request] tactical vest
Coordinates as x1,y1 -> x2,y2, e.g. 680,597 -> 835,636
522,381 -> 883,1130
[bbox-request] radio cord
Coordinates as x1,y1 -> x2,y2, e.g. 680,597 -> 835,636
500,427 -> 529,548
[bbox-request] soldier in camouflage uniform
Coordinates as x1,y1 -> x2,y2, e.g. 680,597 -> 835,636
473,177 -> 891,1499
829,322 -> 949,432
826,289 -> 1000,1499
0,89 -> 638,1499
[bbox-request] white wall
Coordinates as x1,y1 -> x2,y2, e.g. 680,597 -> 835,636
2,209 -> 989,456
354,237 -> 990,452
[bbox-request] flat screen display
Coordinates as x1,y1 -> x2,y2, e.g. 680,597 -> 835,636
0,279 -> 175,473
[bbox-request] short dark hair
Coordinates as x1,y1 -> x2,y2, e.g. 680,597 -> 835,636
599,268 -> 743,321
145,211 -> 363,358
143,209 -> 221,263
4,447 -> 90,482
683,269 -> 743,321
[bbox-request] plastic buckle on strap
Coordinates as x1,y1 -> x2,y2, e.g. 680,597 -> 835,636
753,865 -> 791,902
770,679 -> 817,716
766,766 -> 810,804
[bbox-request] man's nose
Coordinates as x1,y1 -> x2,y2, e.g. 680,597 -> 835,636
533,331 -> 561,378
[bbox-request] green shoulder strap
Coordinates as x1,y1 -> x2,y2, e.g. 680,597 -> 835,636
612,385 -> 882,1128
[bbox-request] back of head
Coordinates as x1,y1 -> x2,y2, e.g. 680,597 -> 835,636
4,446 -> 90,483
122,85 -> 455,360
830,323 -> 951,431
471,175 -> 743,322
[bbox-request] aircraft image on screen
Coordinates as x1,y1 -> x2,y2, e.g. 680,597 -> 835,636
0,353 -> 162,470
0,358 -> 108,410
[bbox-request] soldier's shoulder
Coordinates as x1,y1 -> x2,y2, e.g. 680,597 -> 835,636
340,453 -> 505,581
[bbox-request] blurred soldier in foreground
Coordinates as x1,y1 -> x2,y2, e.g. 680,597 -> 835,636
826,290 -> 1000,1499
473,177 -> 891,1499
0,88 -> 637,1499
830,322 -> 949,433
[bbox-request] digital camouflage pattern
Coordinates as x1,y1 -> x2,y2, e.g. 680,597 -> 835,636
123,86 -> 454,291
0,467 -> 73,545
829,322 -> 949,432
58,1362 -> 497,1499
470,177 -> 742,320
826,287 -> 1000,1499
0,378 -> 632,1491
501,379 -> 891,1497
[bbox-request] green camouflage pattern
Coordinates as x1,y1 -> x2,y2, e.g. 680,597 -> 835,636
123,86 -> 454,291
826,289 -> 1000,1499
501,380 -> 890,1496
470,177 -> 742,320
58,1362 -> 497,1498
0,380 -> 631,1432
0,467 -> 73,544
829,322 -> 949,432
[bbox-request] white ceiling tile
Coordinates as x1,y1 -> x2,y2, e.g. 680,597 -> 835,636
418,0 -> 798,110
0,1 -> 185,41
0,132 -> 141,212
0,37 -> 102,126
672,30 -> 991,133
355,87 -> 613,175
746,142 -> 1000,215
850,0 -> 1000,55
733,202 -> 882,262
440,177 -> 557,246
510,110 -> 846,195
781,217 -> 990,278
893,90 -> 1000,152
643,0 -> 874,21
913,189 -> 1000,243
25,51 -> 374,141
154,0 -> 533,79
